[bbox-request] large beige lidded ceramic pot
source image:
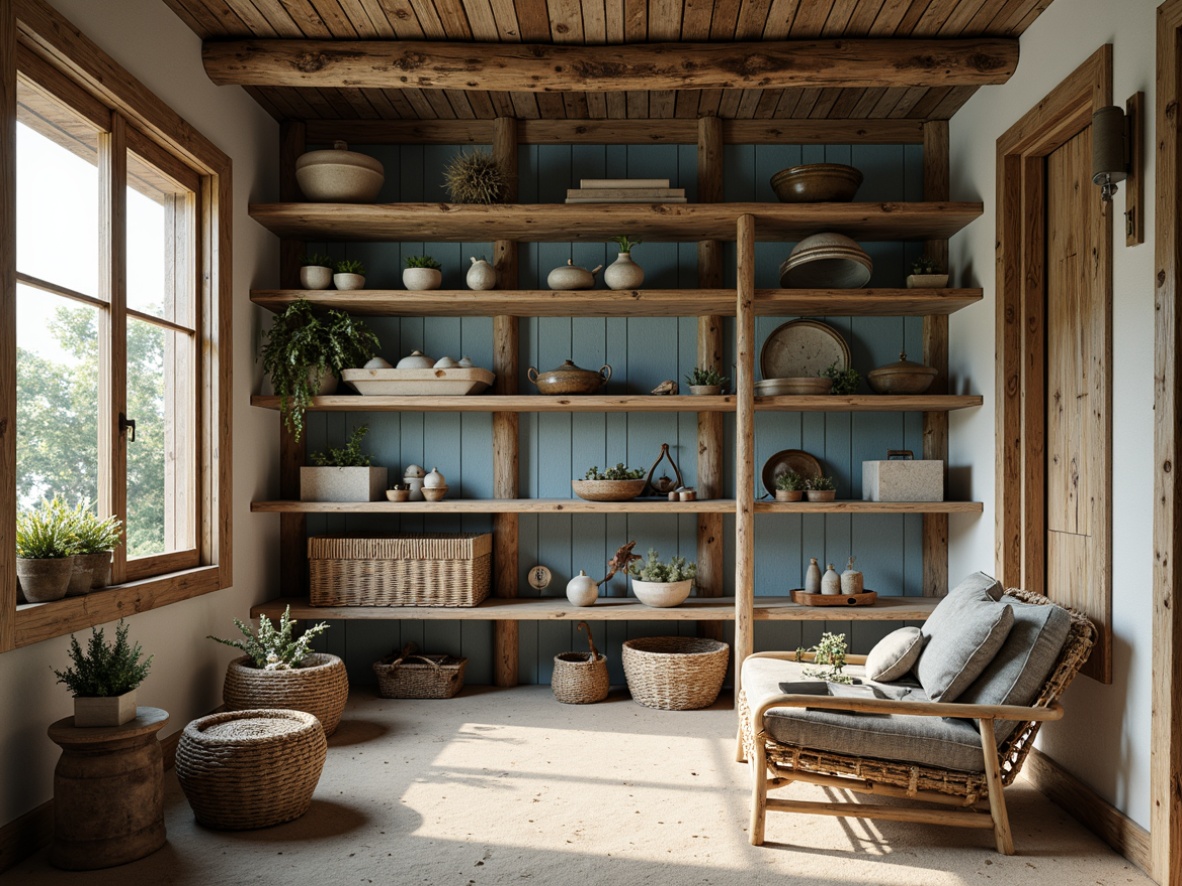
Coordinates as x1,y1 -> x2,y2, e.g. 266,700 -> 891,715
295,141 -> 384,202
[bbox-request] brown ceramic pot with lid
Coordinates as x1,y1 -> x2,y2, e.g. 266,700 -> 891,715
867,352 -> 938,394
527,360 -> 612,395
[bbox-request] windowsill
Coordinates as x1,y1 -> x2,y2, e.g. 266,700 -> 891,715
14,564 -> 227,648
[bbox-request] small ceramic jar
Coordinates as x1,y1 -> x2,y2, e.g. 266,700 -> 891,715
403,464 -> 426,501
466,257 -> 497,290
841,558 -> 864,595
396,350 -> 435,369
603,252 -> 644,290
546,260 -> 602,290
566,571 -> 599,607
821,563 -> 841,595
423,467 -> 446,489
804,558 -> 822,594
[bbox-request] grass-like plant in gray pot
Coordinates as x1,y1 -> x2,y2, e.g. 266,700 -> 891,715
259,298 -> 380,442
15,498 -> 77,603
300,424 -> 387,502
65,500 -> 122,595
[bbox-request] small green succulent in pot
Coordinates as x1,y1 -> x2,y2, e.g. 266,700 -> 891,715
208,605 -> 330,670
775,470 -> 805,492
405,255 -> 442,270
583,464 -> 645,481
55,620 -> 153,697
334,258 -> 365,275
308,425 -> 372,468
819,361 -> 861,395
302,253 -> 334,268
685,366 -> 729,389
258,298 -> 380,442
911,256 -> 940,275
805,475 -> 836,491
628,548 -> 698,583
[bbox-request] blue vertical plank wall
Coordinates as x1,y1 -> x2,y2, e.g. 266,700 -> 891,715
300,139 -> 926,685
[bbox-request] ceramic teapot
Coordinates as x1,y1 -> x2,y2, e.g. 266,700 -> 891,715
547,259 -> 603,291
527,360 -> 612,395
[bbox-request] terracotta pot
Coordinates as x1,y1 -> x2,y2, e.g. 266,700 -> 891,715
16,556 -> 73,602
528,360 -> 612,394
223,653 -> 349,737
300,265 -> 333,290
806,489 -> 837,502
689,385 -> 722,396
775,489 -> 804,502
403,268 -> 442,291
333,272 -> 365,291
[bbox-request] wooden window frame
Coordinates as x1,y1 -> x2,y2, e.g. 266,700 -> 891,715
0,0 -> 232,652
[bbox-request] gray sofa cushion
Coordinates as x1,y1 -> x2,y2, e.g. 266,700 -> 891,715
917,577 -> 1014,702
956,593 -> 1073,741
865,626 -> 924,682
742,657 -> 988,773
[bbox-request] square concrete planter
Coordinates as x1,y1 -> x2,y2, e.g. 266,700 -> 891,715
300,466 -> 388,502
74,690 -> 137,727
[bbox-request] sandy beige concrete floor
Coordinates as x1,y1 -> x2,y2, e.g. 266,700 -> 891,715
10,686 -> 1153,886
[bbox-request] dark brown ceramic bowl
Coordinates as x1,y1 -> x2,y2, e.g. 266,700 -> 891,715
770,163 -> 863,203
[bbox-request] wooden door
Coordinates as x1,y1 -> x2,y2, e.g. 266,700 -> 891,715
1044,127 -> 1111,682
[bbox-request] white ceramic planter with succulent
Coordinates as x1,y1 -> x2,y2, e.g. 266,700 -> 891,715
404,256 -> 442,291
627,549 -> 697,609
300,254 -> 334,290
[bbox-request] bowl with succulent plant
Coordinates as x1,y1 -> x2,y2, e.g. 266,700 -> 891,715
685,366 -> 729,396
906,256 -> 949,289
627,548 -> 697,608
572,464 -> 647,502
774,470 -> 806,502
805,475 -> 837,502
300,253 -> 335,290
403,255 -> 443,291
333,257 -> 366,291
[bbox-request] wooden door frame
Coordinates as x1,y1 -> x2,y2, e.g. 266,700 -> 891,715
995,44 -> 1113,683
1153,5 -> 1182,883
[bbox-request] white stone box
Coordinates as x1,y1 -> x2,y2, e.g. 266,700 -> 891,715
300,466 -> 388,502
862,458 -> 944,502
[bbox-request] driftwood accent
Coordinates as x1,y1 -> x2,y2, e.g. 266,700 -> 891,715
202,38 -> 1019,92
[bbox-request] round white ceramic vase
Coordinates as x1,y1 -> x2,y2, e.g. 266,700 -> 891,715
604,252 -> 644,291
333,272 -> 365,291
466,257 -> 497,290
300,265 -> 333,290
566,571 -> 599,607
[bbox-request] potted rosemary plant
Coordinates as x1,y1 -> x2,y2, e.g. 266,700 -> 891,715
259,298 -> 380,441
210,606 -> 347,736
55,620 -> 152,726
300,424 -> 387,502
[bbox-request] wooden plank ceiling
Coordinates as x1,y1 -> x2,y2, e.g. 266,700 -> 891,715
163,0 -> 1053,122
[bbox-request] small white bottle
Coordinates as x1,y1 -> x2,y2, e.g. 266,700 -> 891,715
804,558 -> 822,594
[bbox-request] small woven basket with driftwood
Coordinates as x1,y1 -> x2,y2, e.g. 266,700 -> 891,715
552,621 -> 609,704
373,643 -> 467,699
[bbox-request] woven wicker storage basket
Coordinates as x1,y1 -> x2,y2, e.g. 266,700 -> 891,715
222,653 -> 349,736
373,645 -> 467,699
622,637 -> 730,710
552,621 -> 609,704
175,709 -> 327,830
308,534 -> 492,607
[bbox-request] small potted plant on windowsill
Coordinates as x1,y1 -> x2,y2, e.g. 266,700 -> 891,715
300,424 -> 387,502
685,366 -> 729,396
67,501 -> 122,594
210,606 -> 347,736
259,298 -> 380,442
403,255 -> 442,291
300,253 -> 335,290
333,258 -> 366,291
774,470 -> 806,502
627,548 -> 697,608
906,257 -> 950,289
15,498 -> 76,603
805,475 -> 837,502
55,620 -> 152,727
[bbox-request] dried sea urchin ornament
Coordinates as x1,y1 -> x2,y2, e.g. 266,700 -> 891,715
443,150 -> 510,204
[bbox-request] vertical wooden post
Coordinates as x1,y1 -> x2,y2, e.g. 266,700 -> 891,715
922,120 -> 950,597
100,114 -> 128,585
278,121 -> 307,597
491,116 -> 520,687
734,213 -> 756,693
697,115 -> 725,641
0,0 -> 16,650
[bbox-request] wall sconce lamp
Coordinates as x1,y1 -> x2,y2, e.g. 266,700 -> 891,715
1092,93 -> 1144,246
1092,105 -> 1128,202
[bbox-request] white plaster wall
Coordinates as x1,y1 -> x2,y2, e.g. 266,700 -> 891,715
948,0 -> 1158,829
0,0 -> 278,825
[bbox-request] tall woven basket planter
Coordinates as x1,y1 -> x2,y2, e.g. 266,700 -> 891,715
176,709 -> 326,830
622,637 -> 730,710
552,621 -> 609,704
222,653 -> 349,736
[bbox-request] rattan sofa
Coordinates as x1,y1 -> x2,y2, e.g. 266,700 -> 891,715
738,584 -> 1096,854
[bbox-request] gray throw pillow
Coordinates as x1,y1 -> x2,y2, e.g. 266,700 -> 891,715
865,626 -> 924,682
917,581 -> 1015,703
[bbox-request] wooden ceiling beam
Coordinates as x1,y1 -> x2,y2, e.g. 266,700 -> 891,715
201,36 -> 1018,91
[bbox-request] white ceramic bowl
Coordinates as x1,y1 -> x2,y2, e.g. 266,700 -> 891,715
295,141 -> 384,202
630,578 -> 693,608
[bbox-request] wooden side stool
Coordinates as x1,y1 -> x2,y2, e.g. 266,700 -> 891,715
47,706 -> 168,870
175,709 -> 327,830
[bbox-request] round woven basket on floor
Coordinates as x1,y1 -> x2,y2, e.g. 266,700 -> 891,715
552,652 -> 609,704
175,709 -> 327,830
622,637 -> 730,710
222,653 -> 348,736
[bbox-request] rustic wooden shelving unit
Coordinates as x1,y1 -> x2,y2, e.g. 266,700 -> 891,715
251,115 -> 982,688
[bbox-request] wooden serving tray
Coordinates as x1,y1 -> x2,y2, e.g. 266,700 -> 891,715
791,589 -> 878,607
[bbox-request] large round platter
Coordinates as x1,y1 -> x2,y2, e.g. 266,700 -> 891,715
571,479 -> 646,502
760,319 -> 850,381
761,449 -> 823,497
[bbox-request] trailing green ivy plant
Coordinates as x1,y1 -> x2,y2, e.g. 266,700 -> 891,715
259,298 -> 380,441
